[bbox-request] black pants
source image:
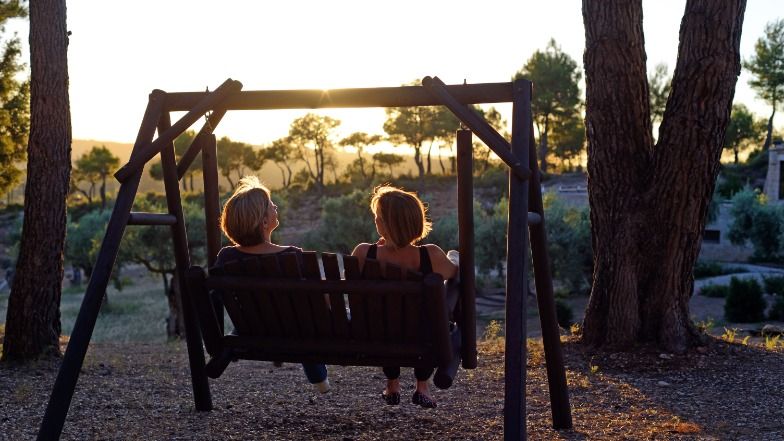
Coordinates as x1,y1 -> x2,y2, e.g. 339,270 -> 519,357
383,366 -> 434,382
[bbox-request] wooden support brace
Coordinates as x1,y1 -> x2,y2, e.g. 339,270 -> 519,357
527,118 -> 573,430
421,76 -> 531,182
114,78 -> 242,183
176,109 -> 227,180
37,90 -> 165,441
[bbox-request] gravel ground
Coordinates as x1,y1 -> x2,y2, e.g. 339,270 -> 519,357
2,335 -> 783,440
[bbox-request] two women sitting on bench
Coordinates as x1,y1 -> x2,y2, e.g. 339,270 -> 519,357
215,178 -> 457,407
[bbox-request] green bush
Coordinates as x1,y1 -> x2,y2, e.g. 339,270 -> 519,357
724,277 -> 766,323
699,284 -> 729,298
768,296 -> 784,321
763,275 -> 784,296
693,261 -> 724,279
301,189 -> 376,254
544,193 -> 592,295
555,298 -> 574,329
693,261 -> 747,279
728,189 -> 784,262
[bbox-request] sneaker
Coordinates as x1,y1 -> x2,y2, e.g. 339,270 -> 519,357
313,379 -> 330,394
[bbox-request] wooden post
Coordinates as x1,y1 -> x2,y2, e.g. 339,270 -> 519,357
202,134 -> 221,266
202,133 -> 224,332
159,112 -> 213,411
504,79 -> 532,441
37,91 -> 165,441
456,129 -> 477,369
177,110 -> 226,180
528,120 -> 573,429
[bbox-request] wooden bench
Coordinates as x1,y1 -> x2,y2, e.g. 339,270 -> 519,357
185,251 -> 466,389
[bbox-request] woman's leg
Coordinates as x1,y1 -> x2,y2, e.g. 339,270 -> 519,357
302,363 -> 330,393
412,367 -> 436,408
302,363 -> 327,383
382,366 -> 401,404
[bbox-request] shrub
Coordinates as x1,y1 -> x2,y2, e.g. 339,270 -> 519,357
301,189 -> 376,254
693,261 -> 747,279
768,296 -> 784,321
763,275 -> 784,296
728,189 -> 784,262
724,277 -> 766,323
693,261 -> 724,279
699,284 -> 729,298
555,298 -> 574,329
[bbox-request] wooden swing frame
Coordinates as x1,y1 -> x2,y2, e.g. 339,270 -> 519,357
37,77 -> 572,441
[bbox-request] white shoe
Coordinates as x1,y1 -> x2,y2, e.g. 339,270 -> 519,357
313,379 -> 330,394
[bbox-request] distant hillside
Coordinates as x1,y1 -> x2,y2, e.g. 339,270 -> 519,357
72,139 -> 423,196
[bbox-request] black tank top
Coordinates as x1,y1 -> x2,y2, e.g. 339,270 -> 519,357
366,244 -> 433,274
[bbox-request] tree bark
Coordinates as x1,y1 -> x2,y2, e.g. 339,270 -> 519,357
764,107 -> 775,150
165,273 -> 185,338
2,0 -> 71,361
582,0 -> 746,352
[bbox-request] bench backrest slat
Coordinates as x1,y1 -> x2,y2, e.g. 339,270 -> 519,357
384,263 -> 404,342
322,253 -> 350,338
280,253 -> 316,339
242,257 -> 280,337
302,252 -> 332,338
343,255 -> 368,341
362,259 -> 386,341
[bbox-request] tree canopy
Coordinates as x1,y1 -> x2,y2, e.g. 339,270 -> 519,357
513,39 -> 582,174
0,4 -> 30,198
744,18 -> 784,150
71,145 -> 119,209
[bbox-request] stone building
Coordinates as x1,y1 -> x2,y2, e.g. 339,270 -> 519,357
700,140 -> 784,262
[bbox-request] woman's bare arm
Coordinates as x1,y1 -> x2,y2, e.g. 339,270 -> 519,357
424,244 -> 458,280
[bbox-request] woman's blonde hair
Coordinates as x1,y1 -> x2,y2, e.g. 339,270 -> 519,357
370,185 -> 432,249
220,176 -> 272,246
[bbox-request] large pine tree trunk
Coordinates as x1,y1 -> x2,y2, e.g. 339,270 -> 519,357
582,0 -> 745,352
2,0 -> 71,361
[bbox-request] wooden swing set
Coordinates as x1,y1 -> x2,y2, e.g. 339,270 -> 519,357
37,77 -> 572,440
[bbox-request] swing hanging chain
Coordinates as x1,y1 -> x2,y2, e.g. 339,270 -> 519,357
203,86 -> 213,133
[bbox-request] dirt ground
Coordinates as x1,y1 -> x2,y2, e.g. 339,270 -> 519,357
2,335 -> 783,440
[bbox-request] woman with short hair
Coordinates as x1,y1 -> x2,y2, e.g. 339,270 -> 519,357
216,176 -> 330,393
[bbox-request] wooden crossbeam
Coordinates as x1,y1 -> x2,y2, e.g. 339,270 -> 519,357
162,82 -> 514,111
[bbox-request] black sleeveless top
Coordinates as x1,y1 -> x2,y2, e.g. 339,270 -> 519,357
366,244 -> 433,275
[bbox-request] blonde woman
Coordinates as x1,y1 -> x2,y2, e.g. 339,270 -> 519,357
352,185 -> 457,408
216,176 -> 330,393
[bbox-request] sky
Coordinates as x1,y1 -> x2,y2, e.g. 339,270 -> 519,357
4,0 -> 783,147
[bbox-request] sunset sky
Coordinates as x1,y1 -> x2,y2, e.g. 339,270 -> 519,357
5,0 -> 783,147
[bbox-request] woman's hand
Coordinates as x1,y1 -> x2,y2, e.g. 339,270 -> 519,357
376,237 -> 386,246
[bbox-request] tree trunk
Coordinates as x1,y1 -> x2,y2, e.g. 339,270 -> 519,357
2,0 -> 71,361
165,273 -> 185,338
582,0 -> 745,352
100,175 -> 106,210
539,119 -> 549,174
413,145 -> 425,178
764,107 -> 775,151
